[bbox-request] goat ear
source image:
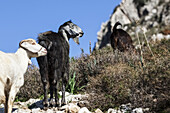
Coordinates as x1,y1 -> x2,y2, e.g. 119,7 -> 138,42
19,40 -> 41,53
68,20 -> 72,23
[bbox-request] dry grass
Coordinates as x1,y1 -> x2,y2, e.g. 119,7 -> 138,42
84,39 -> 170,112
16,39 -> 170,113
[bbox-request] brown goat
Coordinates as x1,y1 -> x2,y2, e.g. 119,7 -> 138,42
110,21 -> 134,52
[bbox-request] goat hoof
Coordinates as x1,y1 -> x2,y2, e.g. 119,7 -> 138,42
43,101 -> 49,108
55,103 -> 60,107
61,103 -> 66,107
43,103 -> 48,110
43,106 -> 48,110
49,99 -> 55,107
49,103 -> 54,107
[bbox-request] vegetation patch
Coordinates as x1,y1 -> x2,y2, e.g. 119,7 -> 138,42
16,39 -> 170,112
86,39 -> 170,112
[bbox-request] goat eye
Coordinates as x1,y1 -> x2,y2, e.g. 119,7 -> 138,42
70,24 -> 74,29
32,42 -> 36,45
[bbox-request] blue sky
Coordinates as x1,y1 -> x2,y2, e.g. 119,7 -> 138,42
0,0 -> 121,65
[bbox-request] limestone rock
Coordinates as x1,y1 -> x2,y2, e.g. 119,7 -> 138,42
107,108 -> 120,113
132,108 -> 143,113
151,33 -> 170,42
59,103 -> 80,113
69,103 -> 80,113
94,108 -> 103,113
78,107 -> 91,113
94,0 -> 170,50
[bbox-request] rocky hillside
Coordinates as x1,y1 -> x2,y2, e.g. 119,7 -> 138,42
0,1 -> 169,113
94,0 -> 170,50
3,39 -> 169,113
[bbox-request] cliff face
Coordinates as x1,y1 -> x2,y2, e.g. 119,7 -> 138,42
94,0 -> 170,50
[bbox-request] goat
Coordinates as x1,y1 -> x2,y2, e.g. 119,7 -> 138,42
36,20 -> 84,108
0,39 -> 47,113
110,21 -> 134,52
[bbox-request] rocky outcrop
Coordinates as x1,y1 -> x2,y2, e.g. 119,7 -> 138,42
0,92 -> 89,113
0,93 -> 148,113
94,0 -> 170,50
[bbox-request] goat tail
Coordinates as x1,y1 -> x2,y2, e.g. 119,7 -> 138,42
4,78 -> 11,113
38,32 -> 53,50
113,21 -> 122,32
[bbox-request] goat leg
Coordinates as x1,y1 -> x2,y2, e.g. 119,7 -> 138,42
49,78 -> 55,107
61,76 -> 67,106
5,85 -> 19,113
42,79 -> 49,108
54,81 -> 59,107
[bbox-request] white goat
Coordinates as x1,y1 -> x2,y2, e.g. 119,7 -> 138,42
0,39 -> 47,113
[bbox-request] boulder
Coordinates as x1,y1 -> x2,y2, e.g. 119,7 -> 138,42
94,108 -> 103,113
78,107 -> 91,113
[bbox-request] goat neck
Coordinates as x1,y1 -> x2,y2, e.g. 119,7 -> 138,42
15,48 -> 31,71
59,29 -> 70,44
113,22 -> 122,32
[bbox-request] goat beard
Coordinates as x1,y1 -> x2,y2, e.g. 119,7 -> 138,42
73,37 -> 80,45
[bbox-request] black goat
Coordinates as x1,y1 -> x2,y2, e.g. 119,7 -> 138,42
110,21 -> 134,52
36,21 -> 84,108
